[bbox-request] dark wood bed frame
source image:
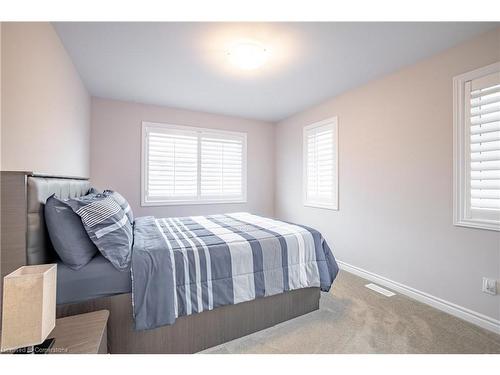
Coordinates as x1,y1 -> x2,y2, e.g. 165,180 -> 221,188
0,171 -> 321,353
57,289 -> 319,353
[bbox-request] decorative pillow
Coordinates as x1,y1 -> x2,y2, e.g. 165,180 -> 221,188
63,194 -> 133,271
103,190 -> 134,224
44,194 -> 98,270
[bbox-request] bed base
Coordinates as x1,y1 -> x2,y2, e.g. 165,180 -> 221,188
56,287 -> 320,354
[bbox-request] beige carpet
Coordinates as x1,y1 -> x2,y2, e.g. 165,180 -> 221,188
201,270 -> 500,354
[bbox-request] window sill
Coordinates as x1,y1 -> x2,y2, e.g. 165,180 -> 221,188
141,199 -> 248,207
453,218 -> 500,232
304,202 -> 338,211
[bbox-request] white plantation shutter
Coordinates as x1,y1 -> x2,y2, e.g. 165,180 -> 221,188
467,72 -> 500,216
303,117 -> 338,209
145,128 -> 198,200
142,122 -> 247,205
454,63 -> 500,230
201,134 -> 244,198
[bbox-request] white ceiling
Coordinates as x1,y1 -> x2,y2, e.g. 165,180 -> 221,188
54,22 -> 497,122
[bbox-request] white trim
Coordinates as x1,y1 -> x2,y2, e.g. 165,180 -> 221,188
453,62 -> 500,231
337,260 -> 500,335
303,116 -> 339,211
141,121 -> 247,206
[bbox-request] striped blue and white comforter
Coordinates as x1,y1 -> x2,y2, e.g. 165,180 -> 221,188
131,212 -> 339,330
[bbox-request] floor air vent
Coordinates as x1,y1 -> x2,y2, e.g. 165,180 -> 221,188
365,283 -> 396,297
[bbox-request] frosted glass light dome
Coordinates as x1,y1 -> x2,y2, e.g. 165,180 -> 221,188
227,42 -> 268,70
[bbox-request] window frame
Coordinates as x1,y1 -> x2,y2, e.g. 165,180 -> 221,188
303,116 -> 339,210
141,121 -> 247,206
453,62 -> 500,231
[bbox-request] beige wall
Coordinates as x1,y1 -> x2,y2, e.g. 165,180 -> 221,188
1,23 -> 90,177
275,28 -> 500,321
91,98 -> 275,218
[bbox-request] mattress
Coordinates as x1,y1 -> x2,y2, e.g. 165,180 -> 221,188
56,254 -> 131,305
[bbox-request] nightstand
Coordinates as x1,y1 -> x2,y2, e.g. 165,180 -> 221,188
1,310 -> 109,354
48,310 -> 109,354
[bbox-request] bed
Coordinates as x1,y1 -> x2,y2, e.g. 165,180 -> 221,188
0,172 -> 338,353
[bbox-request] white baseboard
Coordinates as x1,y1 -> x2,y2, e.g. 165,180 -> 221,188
336,260 -> 500,335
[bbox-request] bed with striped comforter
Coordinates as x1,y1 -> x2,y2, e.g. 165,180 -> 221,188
131,212 -> 339,330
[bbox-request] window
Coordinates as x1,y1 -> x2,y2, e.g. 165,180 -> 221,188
303,116 -> 338,210
142,122 -> 247,205
453,62 -> 500,231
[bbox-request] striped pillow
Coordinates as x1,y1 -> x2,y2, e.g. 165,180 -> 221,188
103,190 -> 134,224
64,194 -> 132,271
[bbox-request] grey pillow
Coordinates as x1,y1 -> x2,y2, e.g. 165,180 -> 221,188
103,190 -> 134,224
44,194 -> 98,270
63,194 -> 133,271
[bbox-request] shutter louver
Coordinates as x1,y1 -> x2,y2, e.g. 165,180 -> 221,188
468,73 -> 500,211
146,130 -> 198,200
201,135 -> 244,198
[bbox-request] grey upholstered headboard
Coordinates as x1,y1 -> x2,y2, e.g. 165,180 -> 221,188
27,176 -> 91,265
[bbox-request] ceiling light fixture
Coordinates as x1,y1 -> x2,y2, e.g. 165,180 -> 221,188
227,41 -> 269,70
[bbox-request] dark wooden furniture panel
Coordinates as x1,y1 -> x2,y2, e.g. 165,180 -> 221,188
57,288 -> 320,354
0,171 -> 28,323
